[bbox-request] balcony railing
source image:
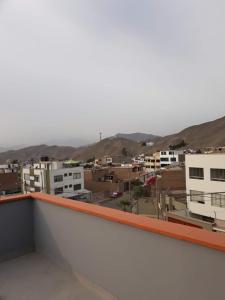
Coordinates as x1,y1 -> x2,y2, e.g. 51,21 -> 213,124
1,193 -> 225,299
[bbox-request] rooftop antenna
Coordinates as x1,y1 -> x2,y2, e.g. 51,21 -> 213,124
99,132 -> 102,142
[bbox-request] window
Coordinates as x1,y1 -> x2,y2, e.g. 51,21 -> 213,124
54,175 -> 63,182
170,157 -> 176,162
74,184 -> 82,191
160,158 -> 169,162
190,190 -> 205,204
69,172 -> 72,176
64,185 -> 68,189
69,184 -> 72,188
34,175 -> 39,182
169,151 -> 174,155
73,173 -> 81,179
35,187 -> 41,192
211,193 -> 225,208
54,187 -> 63,195
64,173 -> 68,177
189,168 -> 204,180
210,169 -> 225,182
24,174 -> 30,180
161,164 -> 169,167
161,151 -> 166,155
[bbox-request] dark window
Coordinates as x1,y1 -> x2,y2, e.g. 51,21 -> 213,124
189,168 -> 204,180
161,164 -> 169,167
34,175 -> 39,182
190,190 -> 205,204
210,169 -> 225,182
64,185 -> 68,189
69,172 -> 72,176
64,173 -> 68,177
170,157 -> 176,162
160,158 -> 169,162
69,184 -> 72,188
54,175 -> 63,182
74,184 -> 82,191
54,187 -> 63,195
35,187 -> 41,192
211,193 -> 225,207
169,151 -> 174,155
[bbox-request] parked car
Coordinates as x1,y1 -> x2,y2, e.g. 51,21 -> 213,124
110,191 -> 123,198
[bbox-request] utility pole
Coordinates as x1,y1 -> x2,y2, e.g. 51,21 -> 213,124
99,132 -> 102,142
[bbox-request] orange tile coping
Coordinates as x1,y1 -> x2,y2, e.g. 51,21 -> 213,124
1,192 -> 225,253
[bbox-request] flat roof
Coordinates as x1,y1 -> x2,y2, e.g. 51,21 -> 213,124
1,193 -> 225,253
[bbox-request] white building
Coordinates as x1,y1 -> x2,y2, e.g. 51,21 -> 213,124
186,154 -> 225,229
132,154 -> 145,164
160,150 -> 184,168
22,160 -> 91,201
0,163 -> 19,174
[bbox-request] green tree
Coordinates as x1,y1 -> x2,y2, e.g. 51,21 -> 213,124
119,199 -> 131,212
133,185 -> 145,200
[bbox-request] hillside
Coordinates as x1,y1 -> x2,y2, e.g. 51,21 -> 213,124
73,137 -> 144,162
151,115 -> 225,150
115,133 -> 160,142
1,116 -> 224,163
0,144 -> 77,163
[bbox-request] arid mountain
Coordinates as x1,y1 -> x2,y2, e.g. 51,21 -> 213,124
73,137 -> 144,162
151,115 -> 225,150
0,144 -> 77,163
0,116 -> 224,163
115,133 -> 160,142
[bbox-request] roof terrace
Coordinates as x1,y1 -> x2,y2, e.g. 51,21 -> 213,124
1,193 -> 225,299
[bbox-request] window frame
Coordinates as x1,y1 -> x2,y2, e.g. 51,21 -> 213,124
189,167 -> 204,180
190,190 -> 205,204
54,175 -> 63,183
211,193 -> 225,208
54,187 -> 64,195
74,184 -> 82,191
210,168 -> 225,182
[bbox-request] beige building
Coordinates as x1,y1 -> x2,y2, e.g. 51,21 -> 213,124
186,154 -> 225,231
144,152 -> 160,172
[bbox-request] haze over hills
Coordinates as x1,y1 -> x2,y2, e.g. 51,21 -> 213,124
0,116 -> 225,163
0,145 -> 78,163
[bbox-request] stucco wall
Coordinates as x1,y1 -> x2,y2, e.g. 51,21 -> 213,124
33,200 -> 225,300
0,200 -> 34,262
186,154 -> 225,220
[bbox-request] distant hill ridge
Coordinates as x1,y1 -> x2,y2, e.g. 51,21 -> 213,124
151,115 -> 225,150
115,132 -> 161,142
0,116 -> 224,163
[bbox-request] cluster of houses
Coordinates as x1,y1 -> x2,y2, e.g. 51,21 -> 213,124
1,147 -> 225,233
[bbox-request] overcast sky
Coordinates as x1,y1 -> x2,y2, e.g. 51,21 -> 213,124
0,0 -> 225,146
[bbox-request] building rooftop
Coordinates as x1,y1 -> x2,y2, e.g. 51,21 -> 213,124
1,193 -> 225,299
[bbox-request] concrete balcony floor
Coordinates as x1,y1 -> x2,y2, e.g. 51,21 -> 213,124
0,253 -> 106,300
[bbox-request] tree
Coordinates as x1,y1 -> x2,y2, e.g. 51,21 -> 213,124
133,185 -> 145,200
119,199 -> 131,212
131,179 -> 142,186
121,147 -> 128,157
